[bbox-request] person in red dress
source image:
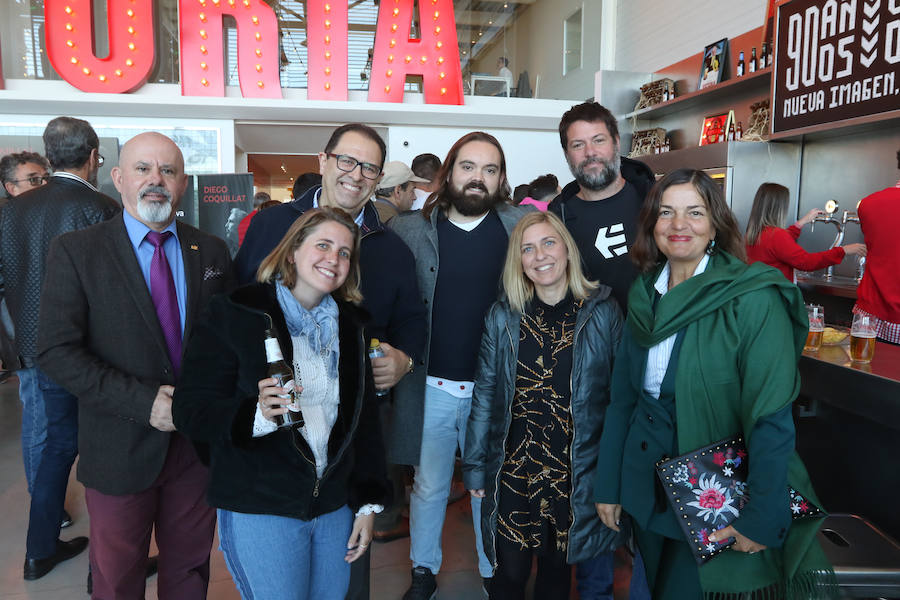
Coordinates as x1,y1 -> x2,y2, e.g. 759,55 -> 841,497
745,182 -> 866,282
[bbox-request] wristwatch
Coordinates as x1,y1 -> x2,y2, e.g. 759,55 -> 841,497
406,356 -> 414,374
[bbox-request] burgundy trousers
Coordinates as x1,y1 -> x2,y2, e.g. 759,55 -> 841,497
84,434 -> 216,600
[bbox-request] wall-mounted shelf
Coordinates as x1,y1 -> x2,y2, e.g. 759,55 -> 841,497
620,67 -> 772,121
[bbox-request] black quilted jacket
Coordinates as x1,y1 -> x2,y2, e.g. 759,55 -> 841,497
0,176 -> 119,366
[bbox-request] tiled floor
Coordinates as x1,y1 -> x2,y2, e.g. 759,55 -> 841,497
1,375 -> 632,599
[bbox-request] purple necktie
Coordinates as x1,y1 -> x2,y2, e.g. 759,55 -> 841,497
146,231 -> 182,377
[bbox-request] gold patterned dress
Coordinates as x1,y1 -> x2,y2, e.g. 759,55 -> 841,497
496,294 -> 582,554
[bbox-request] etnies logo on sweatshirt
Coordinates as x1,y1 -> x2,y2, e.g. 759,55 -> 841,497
595,223 -> 628,259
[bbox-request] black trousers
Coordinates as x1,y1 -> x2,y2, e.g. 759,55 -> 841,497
490,534 -> 570,600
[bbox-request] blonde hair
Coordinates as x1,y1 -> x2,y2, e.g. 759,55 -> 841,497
256,207 -> 363,304
502,211 -> 598,314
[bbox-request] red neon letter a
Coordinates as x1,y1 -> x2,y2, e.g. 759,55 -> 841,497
44,0 -> 154,94
368,0 -> 463,104
179,0 -> 281,98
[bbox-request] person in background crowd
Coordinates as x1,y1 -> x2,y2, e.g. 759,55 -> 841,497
512,184 -> 529,205
852,149 -> 900,344
464,211 -> 624,600
497,57 -> 513,94
174,208 -> 390,600
518,173 -> 560,212
410,153 -> 441,210
745,182 -> 866,282
0,151 -> 52,383
549,102 -> 653,600
373,161 -> 429,223
37,131 -> 234,596
293,172 -> 323,200
0,118 -> 120,581
237,191 -> 272,246
235,123 -> 426,600
1,151 -> 51,199
549,102 -> 656,312
391,131 -> 533,600
594,169 -> 836,600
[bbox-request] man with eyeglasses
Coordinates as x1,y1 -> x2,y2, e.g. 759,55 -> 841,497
0,116 -> 119,580
0,151 -> 51,200
236,123 -> 426,600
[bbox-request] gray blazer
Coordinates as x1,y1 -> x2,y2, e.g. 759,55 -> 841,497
389,203 -> 532,464
37,214 -> 235,495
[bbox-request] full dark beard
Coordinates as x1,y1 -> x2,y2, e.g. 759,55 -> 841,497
444,181 -> 500,216
570,156 -> 620,191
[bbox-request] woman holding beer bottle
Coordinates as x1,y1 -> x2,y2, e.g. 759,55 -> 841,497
174,208 -> 388,600
593,170 -> 836,599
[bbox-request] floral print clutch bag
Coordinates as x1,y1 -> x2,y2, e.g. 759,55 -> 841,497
655,436 -> 822,565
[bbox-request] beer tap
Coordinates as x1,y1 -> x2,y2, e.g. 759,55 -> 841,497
810,199 -> 843,281
842,209 -> 865,282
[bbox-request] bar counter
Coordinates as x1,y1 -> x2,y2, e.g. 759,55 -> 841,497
796,338 -> 900,540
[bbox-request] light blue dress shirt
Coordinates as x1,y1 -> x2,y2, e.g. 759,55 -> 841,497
122,211 -> 187,336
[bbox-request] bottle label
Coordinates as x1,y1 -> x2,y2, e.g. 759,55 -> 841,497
272,375 -> 300,411
264,337 -> 284,361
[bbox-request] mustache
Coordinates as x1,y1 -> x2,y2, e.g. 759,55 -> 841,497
139,185 -> 173,202
578,157 -> 605,168
463,181 -> 488,193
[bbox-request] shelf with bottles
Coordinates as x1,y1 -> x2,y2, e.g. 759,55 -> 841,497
620,67 -> 771,122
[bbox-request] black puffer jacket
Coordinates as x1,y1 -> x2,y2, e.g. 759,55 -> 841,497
173,283 -> 390,519
0,176 -> 119,366
463,287 -> 624,566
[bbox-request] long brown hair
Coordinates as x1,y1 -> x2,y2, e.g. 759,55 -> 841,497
257,207 -> 363,304
502,211 -> 597,313
631,168 -> 746,272
421,131 -> 511,220
745,183 -> 790,246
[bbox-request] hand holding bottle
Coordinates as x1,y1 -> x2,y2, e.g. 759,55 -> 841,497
257,376 -> 304,423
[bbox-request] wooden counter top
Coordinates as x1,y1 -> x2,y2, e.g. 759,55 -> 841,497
796,275 -> 859,300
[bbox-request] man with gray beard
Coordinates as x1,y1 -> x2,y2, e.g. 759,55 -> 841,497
37,132 -> 234,596
548,102 -> 655,312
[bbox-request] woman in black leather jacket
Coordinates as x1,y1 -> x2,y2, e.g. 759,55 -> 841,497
463,211 -> 624,599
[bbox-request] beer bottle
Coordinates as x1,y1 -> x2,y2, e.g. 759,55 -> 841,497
663,82 -> 670,102
749,47 -> 757,73
728,122 -> 736,141
761,43 -> 769,69
264,327 -> 304,428
737,51 -> 745,77
736,121 -> 744,140
368,338 -> 389,397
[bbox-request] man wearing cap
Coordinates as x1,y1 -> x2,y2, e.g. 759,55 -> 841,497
372,161 -> 429,223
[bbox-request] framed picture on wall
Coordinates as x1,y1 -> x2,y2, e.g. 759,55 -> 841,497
699,112 -> 730,146
698,38 -> 729,90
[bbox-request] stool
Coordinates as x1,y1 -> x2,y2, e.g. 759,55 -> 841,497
817,514 -> 900,598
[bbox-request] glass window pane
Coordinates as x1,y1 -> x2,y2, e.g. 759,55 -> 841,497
564,8 -> 582,75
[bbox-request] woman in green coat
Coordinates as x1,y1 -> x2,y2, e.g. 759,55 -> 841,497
593,169 -> 836,599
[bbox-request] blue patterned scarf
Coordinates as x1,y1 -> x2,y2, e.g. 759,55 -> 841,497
275,282 -> 340,378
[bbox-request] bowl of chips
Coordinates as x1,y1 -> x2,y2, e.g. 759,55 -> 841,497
822,326 -> 849,346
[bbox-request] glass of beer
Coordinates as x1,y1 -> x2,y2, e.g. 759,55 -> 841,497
804,304 -> 825,352
850,313 -> 877,363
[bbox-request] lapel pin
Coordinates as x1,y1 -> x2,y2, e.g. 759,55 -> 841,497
190,244 -> 199,251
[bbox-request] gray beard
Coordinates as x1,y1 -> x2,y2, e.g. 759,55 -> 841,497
137,198 -> 173,224
570,156 -> 620,192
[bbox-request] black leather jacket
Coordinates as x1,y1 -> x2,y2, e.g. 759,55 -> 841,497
0,176 -> 119,366
463,287 -> 625,566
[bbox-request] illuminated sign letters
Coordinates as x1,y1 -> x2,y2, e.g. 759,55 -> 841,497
40,0 -> 464,105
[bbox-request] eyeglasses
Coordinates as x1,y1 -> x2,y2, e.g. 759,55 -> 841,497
97,154 -> 105,167
9,175 -> 50,186
326,153 -> 381,180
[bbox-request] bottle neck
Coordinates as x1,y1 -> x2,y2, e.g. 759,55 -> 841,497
265,336 -> 285,363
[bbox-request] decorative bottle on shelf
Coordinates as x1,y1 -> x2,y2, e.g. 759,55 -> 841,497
761,43 -> 768,69
264,327 -> 304,428
767,43 -> 773,67
368,339 -> 389,397
663,138 -> 670,153
736,121 -> 744,140
737,52 -> 745,77
663,82 -> 670,102
728,122 -> 736,141
749,47 -> 757,73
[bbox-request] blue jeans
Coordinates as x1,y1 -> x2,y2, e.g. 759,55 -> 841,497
409,385 -> 492,578
576,548 -> 651,600
18,367 -> 48,494
218,506 -> 353,600
24,367 -> 79,559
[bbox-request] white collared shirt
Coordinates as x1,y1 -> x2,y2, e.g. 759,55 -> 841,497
52,171 -> 100,193
642,255 -> 710,399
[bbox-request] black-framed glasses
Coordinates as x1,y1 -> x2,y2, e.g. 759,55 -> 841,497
326,153 -> 381,180
97,154 -> 105,167
9,175 -> 50,186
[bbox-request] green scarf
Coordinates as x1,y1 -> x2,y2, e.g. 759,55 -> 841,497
628,252 -> 838,599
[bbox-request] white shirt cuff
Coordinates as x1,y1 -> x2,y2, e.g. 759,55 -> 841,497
252,404 -> 278,438
355,504 -> 384,517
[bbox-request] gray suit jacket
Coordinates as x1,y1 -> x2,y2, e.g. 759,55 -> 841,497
389,203 -> 532,461
37,214 -> 235,495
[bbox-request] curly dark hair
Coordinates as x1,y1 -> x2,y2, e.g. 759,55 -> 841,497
558,102 -> 619,151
